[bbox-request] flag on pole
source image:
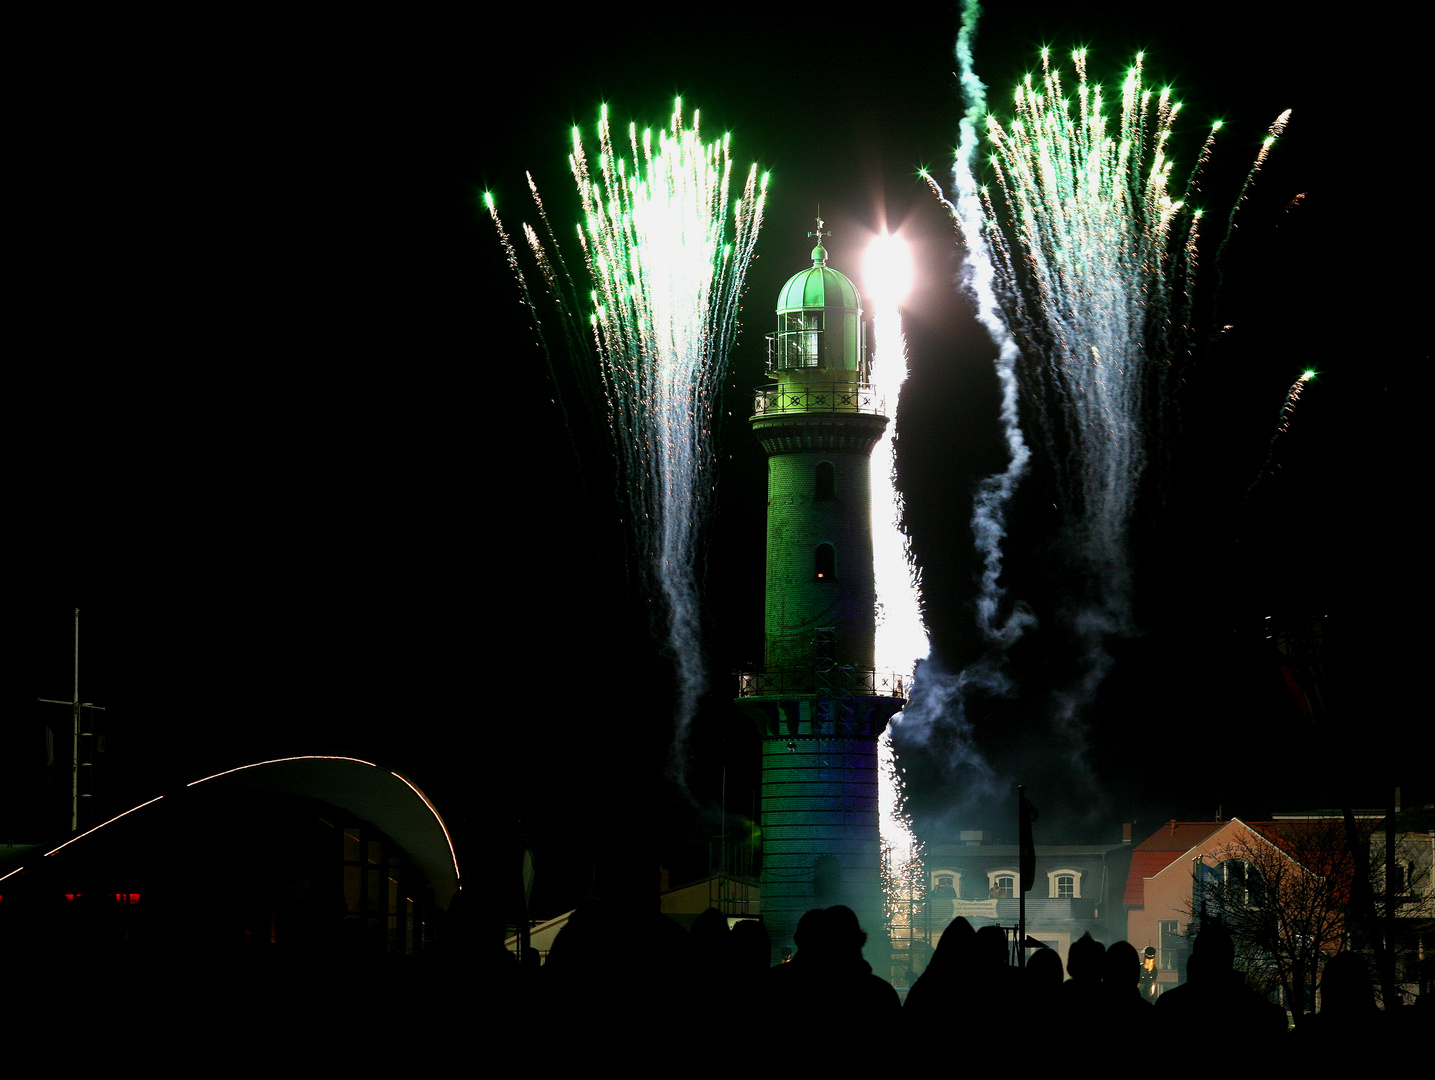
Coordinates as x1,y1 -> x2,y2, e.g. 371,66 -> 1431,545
1019,787 -> 1038,893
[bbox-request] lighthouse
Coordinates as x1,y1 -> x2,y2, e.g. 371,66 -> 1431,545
737,224 -> 906,965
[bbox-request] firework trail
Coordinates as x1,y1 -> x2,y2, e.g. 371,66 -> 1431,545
1246,369 -> 1315,499
486,193 -> 554,361
1217,109 -> 1292,276
947,0 -> 1035,649
865,231 -> 929,681
864,230 -> 928,926
491,100 -> 766,780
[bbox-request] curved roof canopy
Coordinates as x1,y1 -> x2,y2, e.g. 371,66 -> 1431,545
2,756 -> 462,910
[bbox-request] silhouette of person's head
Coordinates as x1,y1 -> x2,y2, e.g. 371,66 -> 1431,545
1102,940 -> 1140,989
1028,946 -> 1064,988
819,905 -> 867,959
937,916 -> 974,955
792,908 -> 825,959
1067,931 -> 1105,982
1317,951 -> 1374,1014
1190,921 -> 1235,978
730,918 -> 770,977
973,924 -> 1009,971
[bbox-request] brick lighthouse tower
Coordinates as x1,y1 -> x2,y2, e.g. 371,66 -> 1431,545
737,223 -> 906,965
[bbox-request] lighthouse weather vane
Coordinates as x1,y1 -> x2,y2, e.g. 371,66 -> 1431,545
38,607 -> 106,832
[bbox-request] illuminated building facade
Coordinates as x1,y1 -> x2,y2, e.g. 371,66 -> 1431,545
922,836 -> 1132,969
736,235 -> 905,962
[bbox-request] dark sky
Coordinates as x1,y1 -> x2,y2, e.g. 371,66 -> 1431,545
10,5 -> 1424,901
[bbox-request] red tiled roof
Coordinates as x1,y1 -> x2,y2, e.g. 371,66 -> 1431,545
1244,819 -> 1365,881
1123,822 -> 1225,907
1122,818 -> 1359,908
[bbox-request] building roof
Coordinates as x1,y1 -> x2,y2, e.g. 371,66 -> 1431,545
928,843 -> 1127,859
776,244 -> 861,312
1123,817 -> 1362,908
1124,821 -> 1232,907
0,754 -> 462,909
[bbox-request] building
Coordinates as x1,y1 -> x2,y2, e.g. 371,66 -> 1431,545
735,229 -> 905,964
1381,804 -> 1435,1002
919,833 -> 1133,970
1123,815 -> 1386,1004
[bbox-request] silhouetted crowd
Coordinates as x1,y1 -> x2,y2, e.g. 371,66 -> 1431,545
495,901 -> 1426,1063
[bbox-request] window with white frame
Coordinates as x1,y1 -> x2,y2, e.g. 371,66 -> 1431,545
930,872 -> 960,895
987,871 -> 1016,898
929,872 -> 960,916
1158,919 -> 1181,971
1047,868 -> 1082,899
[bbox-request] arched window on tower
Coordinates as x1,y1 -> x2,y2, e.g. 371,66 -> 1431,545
815,543 -> 836,581
815,461 -> 835,500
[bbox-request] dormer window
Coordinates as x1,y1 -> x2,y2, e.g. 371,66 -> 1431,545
988,871 -> 1016,898
929,872 -> 960,895
1047,869 -> 1082,899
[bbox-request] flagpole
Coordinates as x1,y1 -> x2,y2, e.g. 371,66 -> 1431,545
1018,785 -> 1027,969
1018,785 -> 1037,969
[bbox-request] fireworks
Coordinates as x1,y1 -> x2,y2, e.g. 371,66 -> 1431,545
491,100 -> 766,769
1247,369 -> 1316,498
893,13 -> 1298,831
977,49 -> 1208,609
975,48 -> 1292,623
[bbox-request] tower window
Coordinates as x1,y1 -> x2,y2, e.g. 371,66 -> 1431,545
815,461 -> 835,500
780,311 -> 822,368
815,544 -> 836,581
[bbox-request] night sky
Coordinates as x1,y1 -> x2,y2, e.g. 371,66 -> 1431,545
10,5 -> 1424,909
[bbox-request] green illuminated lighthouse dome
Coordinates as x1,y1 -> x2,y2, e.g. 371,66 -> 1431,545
770,239 -> 866,377
777,240 -> 861,309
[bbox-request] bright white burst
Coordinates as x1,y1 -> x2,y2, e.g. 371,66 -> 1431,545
864,229 -> 927,946
492,100 -> 766,771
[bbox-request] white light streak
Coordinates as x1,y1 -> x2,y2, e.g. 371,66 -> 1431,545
864,229 -> 927,927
